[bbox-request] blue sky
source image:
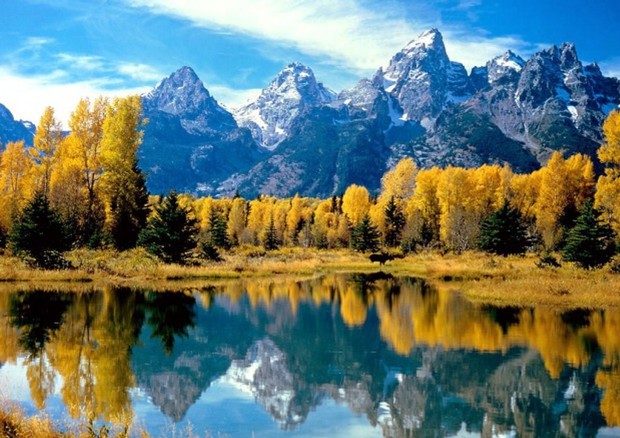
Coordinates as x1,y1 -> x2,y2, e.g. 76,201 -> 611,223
1,0 -> 619,126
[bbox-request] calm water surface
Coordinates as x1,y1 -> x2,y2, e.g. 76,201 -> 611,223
0,273 -> 619,437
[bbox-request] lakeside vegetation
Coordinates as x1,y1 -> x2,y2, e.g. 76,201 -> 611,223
0,248 -> 619,309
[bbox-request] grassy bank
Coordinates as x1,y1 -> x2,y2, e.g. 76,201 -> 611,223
0,248 -> 619,308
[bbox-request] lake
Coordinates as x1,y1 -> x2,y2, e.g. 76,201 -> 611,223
0,273 -> 619,437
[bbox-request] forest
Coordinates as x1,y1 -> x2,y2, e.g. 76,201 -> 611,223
1,96 -> 620,271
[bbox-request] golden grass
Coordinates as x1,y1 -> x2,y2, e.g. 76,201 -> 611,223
0,248 -> 619,309
0,404 -> 63,438
418,251 -> 620,309
0,401 -> 151,438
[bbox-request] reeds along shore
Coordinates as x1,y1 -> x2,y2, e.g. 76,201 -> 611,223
0,248 -> 619,309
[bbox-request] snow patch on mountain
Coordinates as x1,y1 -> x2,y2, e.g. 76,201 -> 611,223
234,63 -> 335,150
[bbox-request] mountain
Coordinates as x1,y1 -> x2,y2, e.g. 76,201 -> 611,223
1,29 -> 618,198
139,66 -> 264,194
234,63 -> 336,150
374,28 -> 472,126
222,29 -> 619,197
0,103 -> 35,147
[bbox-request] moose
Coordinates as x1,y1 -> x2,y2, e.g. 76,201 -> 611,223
369,252 -> 404,266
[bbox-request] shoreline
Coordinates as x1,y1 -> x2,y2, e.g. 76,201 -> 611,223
0,249 -> 619,309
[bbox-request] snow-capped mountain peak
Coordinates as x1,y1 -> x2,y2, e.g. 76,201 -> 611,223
486,50 -> 526,84
403,28 -> 444,53
234,62 -> 335,150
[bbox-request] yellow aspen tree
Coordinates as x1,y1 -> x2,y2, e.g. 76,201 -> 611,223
471,165 -> 508,217
100,95 -> 148,249
369,197 -> 388,240
286,195 -> 304,245
371,158 -> 418,243
598,110 -> 620,178
436,166 -> 477,250
336,214 -> 352,248
272,199 -> 288,244
49,136 -> 86,234
227,197 -> 247,245
381,157 -> 418,199
510,171 -> 542,219
410,167 -> 442,244
195,197 -> 215,230
31,106 -> 63,195
247,197 -> 268,244
596,111 -> 620,234
341,184 -> 371,226
312,198 -> 335,248
535,152 -> 572,249
403,197 -> 424,245
565,153 -> 595,207
0,141 -> 34,229
62,97 -> 108,244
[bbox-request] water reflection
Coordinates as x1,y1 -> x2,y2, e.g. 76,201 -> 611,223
0,274 -> 619,436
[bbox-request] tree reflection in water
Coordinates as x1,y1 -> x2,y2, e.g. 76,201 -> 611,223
0,275 -> 618,436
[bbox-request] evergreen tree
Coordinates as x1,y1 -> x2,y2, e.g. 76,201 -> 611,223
106,163 -> 149,250
478,201 -> 529,256
384,196 -> 405,247
138,191 -> 198,264
562,200 -> 616,269
351,215 -> 380,253
207,207 -> 230,249
10,192 -> 69,268
262,216 -> 280,250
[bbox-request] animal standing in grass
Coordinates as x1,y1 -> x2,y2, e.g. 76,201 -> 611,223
369,253 -> 403,265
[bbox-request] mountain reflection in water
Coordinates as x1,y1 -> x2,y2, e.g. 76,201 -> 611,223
0,274 -> 619,437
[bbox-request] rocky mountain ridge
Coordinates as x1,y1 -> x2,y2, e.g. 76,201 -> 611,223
1,28 -> 618,197
0,103 -> 34,147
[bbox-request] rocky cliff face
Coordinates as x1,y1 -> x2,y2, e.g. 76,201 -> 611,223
234,63 -> 335,150
0,103 -> 34,147
139,66 -> 264,195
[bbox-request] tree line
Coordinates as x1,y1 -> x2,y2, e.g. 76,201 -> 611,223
1,98 -> 620,269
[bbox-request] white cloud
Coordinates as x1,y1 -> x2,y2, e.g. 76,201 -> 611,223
0,66 -> 150,128
56,53 -> 105,71
600,59 -> 620,79
23,37 -> 55,48
124,0 -> 541,72
117,62 -> 166,82
208,85 -> 262,110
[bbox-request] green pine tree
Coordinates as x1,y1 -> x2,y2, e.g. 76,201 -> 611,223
138,191 -> 198,264
10,191 -> 69,268
107,163 -> 150,250
351,215 -> 380,253
262,216 -> 280,251
207,207 -> 230,249
478,201 -> 529,256
384,196 -> 405,247
562,200 -> 616,269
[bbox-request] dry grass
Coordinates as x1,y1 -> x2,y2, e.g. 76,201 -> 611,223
419,251 -> 620,309
0,404 -> 63,438
0,248 -> 620,309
